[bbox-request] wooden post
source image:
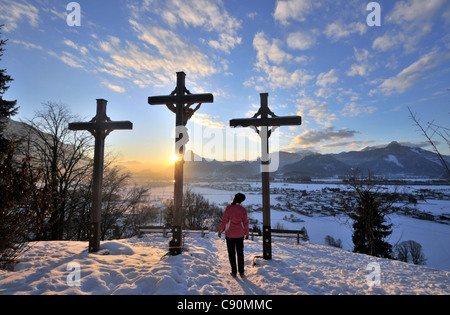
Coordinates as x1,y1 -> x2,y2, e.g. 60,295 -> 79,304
230,93 -> 302,260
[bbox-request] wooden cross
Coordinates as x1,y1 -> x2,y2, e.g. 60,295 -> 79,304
69,99 -> 133,252
230,93 -> 301,260
148,72 -> 214,255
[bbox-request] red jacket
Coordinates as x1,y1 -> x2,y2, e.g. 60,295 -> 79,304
218,204 -> 250,238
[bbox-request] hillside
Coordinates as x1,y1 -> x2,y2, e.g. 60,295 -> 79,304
0,235 -> 448,295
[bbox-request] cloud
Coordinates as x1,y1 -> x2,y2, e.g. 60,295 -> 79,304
131,20 -> 217,77
287,126 -> 360,149
63,40 -> 89,56
287,31 -> 317,50
274,0 -> 314,24
296,97 -> 337,127
0,0 -> 39,32
386,0 -> 445,24
246,32 -> 314,90
102,82 -> 125,93
324,22 -> 367,42
254,32 -> 293,66
191,113 -> 225,129
316,69 -> 338,87
92,21 -> 218,88
373,0 -> 446,53
342,102 -> 376,117
374,50 -> 442,95
11,39 -> 43,50
135,0 -> 242,54
48,50 -> 85,69
346,48 -> 376,77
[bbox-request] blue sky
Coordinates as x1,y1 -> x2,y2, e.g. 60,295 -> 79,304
1,0 -> 449,171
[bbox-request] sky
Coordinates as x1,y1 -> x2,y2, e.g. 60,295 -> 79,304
1,0 -> 449,172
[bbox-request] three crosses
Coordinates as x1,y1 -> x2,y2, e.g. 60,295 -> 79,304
69,72 -> 302,259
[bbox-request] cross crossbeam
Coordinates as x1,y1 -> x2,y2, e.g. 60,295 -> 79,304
230,93 -> 302,260
69,99 -> 132,252
148,72 -> 214,255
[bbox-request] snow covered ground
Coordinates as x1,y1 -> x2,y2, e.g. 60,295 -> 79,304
0,235 -> 448,295
186,182 -> 450,272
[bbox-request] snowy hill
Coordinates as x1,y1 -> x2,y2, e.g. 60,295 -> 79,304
1,235 -> 448,295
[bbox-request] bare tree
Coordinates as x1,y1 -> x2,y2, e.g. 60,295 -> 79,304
395,240 -> 426,266
24,101 -> 93,240
100,165 -> 149,240
408,107 -> 450,180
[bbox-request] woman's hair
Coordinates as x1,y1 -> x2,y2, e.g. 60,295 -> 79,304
231,193 -> 246,205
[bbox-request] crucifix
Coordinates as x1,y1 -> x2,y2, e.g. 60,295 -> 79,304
148,72 -> 214,255
230,93 -> 301,260
69,99 -> 133,252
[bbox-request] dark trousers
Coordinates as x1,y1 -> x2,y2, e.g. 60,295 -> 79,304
226,237 -> 244,274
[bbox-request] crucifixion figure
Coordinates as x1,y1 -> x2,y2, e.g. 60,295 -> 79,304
230,93 -> 302,260
69,99 -> 133,252
148,72 -> 214,255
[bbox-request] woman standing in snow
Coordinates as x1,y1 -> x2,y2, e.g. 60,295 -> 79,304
218,193 -> 250,278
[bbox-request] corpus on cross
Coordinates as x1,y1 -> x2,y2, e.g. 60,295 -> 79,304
148,72 -> 214,255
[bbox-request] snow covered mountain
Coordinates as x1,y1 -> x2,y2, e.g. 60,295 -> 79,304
332,141 -> 447,178
0,235 -> 448,295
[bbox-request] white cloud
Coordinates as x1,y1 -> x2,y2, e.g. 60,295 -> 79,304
274,0 -> 314,24
247,32 -> 314,90
191,113 -> 225,129
48,50 -> 85,69
142,0 -> 242,54
346,48 -> 376,77
324,22 -> 367,42
0,0 -> 39,32
87,20 -> 219,88
102,82 -> 125,93
316,69 -> 338,87
373,0 -> 446,53
63,40 -> 89,56
342,102 -> 376,117
287,127 -> 360,149
296,97 -> 337,127
387,0 -> 445,24
375,50 -> 441,95
287,31 -> 316,50
372,33 -> 399,52
253,32 -> 293,66
11,39 -> 43,50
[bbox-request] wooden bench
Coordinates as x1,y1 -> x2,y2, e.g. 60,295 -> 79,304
138,226 -> 168,238
138,226 -> 209,238
251,227 -> 308,244
183,227 -> 209,238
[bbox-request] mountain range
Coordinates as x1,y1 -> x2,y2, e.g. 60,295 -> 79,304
183,141 -> 450,180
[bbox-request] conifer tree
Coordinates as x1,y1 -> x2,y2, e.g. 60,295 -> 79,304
341,170 -> 396,259
0,25 -> 18,157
